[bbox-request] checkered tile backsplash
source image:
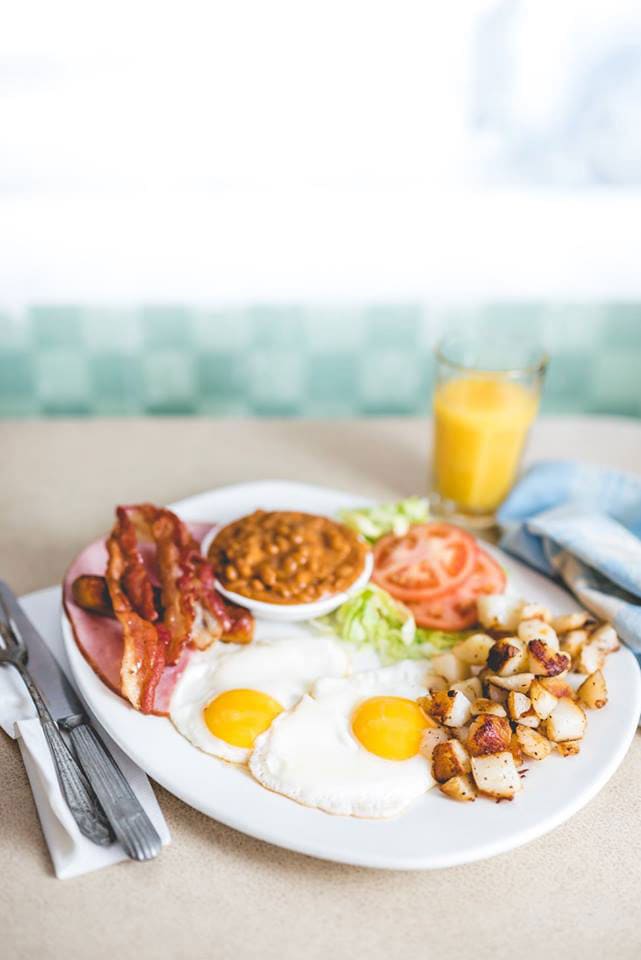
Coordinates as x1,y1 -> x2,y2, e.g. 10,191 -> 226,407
1,306 -> 640,417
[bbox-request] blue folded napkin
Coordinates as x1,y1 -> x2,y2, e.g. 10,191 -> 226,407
497,461 -> 641,658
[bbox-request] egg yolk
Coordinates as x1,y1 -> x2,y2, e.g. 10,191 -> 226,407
204,689 -> 284,748
351,696 -> 429,761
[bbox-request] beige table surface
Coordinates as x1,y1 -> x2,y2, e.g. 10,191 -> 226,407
2,416 -> 641,960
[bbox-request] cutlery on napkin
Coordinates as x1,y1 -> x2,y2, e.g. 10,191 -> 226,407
0,587 -> 170,878
498,460 -> 641,661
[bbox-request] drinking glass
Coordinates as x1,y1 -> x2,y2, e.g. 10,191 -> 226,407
430,333 -> 548,527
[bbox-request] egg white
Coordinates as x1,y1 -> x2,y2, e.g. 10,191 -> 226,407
249,659 -> 435,818
169,633 -> 350,763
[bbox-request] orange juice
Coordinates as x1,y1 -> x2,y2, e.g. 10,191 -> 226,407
433,375 -> 539,513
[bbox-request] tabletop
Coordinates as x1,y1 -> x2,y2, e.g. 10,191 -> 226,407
1,415 -> 641,960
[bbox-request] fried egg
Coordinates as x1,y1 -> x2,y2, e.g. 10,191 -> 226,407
249,660 -> 435,818
169,633 -> 350,763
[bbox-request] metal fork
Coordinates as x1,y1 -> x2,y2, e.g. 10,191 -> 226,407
0,620 -> 114,846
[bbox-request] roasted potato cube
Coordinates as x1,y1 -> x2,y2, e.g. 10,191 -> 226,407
487,673 -> 534,694
517,709 -> 541,728
420,724 -> 451,762
557,740 -> 581,757
471,752 -> 522,800
470,697 -> 507,718
487,637 -> 529,676
590,623 -> 619,654
467,714 -> 512,756
577,670 -> 608,709
420,689 -> 472,727
477,594 -> 525,631
519,603 -> 552,623
509,732 -> 524,766
529,680 -> 559,720
430,652 -> 470,684
71,574 -> 114,617
424,674 -> 448,693
439,773 -> 477,802
546,698 -> 587,742
432,739 -> 472,782
451,723 -> 471,743
527,640 -> 571,677
514,724 -> 553,760
518,618 -> 560,650
576,641 -> 606,676
450,677 -> 483,703
452,633 -> 496,665
552,611 -> 593,634
539,676 -> 576,700
507,691 -> 531,721
560,629 -> 588,661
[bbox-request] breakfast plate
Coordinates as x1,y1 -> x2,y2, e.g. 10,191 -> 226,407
60,481 -> 641,870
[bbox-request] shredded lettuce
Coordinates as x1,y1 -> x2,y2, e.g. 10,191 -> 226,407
315,584 -> 463,664
339,496 -> 429,543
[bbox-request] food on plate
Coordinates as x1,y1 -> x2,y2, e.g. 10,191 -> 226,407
64,503 -> 254,715
315,583 -> 463,664
372,522 -> 506,630
249,660 -> 436,818
209,510 -> 369,605
170,634 -> 349,763
339,496 -> 429,543
418,596 -> 618,801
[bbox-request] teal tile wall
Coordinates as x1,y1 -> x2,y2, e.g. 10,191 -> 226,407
0,305 -> 640,418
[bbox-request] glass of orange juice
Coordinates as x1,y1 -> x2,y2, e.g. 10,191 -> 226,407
431,333 -> 548,526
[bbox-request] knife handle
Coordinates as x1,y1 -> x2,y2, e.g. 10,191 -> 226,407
15,664 -> 114,846
65,721 -> 162,862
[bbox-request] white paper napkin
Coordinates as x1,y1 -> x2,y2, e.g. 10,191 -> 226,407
0,587 -> 171,878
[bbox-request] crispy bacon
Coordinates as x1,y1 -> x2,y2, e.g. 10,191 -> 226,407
101,503 -> 255,712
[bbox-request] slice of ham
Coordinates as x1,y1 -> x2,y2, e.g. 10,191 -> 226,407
63,522 -> 214,716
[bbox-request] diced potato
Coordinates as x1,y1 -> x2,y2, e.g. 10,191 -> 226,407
539,677 -> 576,700
577,670 -> 608,709
430,652 -> 470,684
452,633 -> 496,665
432,739 -> 472,782
467,714 -> 512,756
477,594 -> 524,632
450,677 -> 483,703
546,698 -> 587,742
517,709 -> 541,729
421,690 -> 472,727
487,637 -> 529,676
487,673 -> 534,694
471,752 -> 522,800
590,624 -> 619,655
470,698 -> 507,718
439,774 -> 477,802
424,674 -> 448,693
507,691 -> 531,721
560,629 -> 588,661
557,740 -> 581,757
451,723 -> 471,743
529,679 -> 558,720
576,641 -> 606,676
519,603 -> 552,623
419,724 -> 451,762
518,618 -> 560,650
515,724 -> 553,760
552,611 -> 593,634
510,733 -> 524,766
527,640 -> 571,677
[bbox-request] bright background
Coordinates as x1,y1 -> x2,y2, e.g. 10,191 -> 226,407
1,0 -> 640,417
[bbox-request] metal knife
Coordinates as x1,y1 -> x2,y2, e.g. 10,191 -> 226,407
0,580 -> 162,862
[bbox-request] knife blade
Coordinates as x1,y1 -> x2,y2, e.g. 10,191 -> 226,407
0,579 -> 162,861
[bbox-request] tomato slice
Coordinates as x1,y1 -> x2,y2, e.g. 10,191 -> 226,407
372,522 -> 478,602
409,547 -> 507,630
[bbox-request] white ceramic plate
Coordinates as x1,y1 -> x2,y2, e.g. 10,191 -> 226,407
61,481 -> 641,870
200,523 -> 374,622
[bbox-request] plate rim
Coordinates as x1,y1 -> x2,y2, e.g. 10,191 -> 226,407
59,479 -> 641,870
